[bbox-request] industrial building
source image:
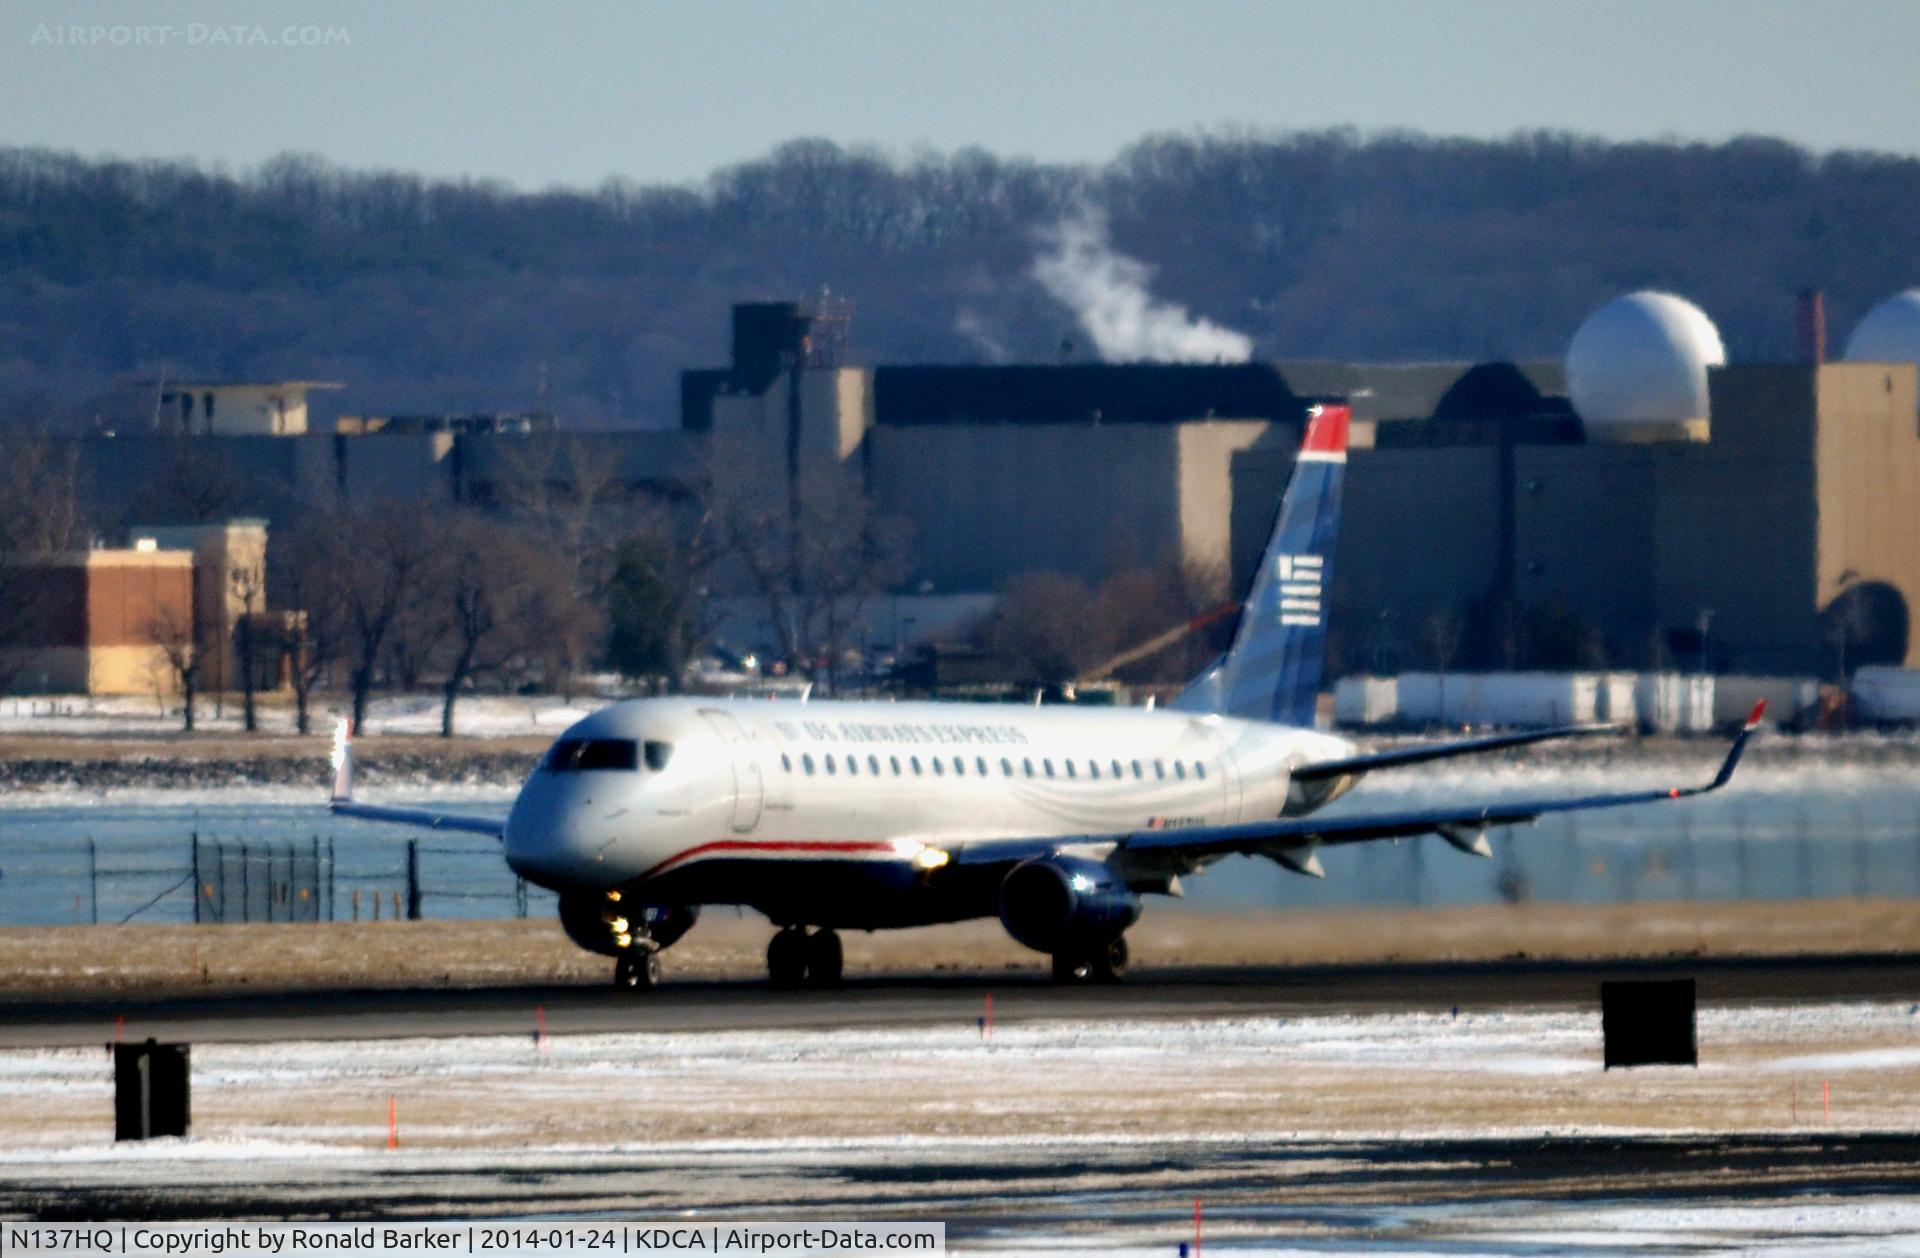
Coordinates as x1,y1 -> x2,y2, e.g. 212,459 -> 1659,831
0,545 -> 195,694
48,289 -> 1920,686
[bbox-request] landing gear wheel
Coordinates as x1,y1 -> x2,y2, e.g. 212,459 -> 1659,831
804,929 -> 843,987
613,949 -> 662,991
767,927 -> 808,989
1050,937 -> 1129,985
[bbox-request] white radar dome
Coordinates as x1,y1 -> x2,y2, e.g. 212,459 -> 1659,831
1844,290 -> 1920,368
1566,291 -> 1725,436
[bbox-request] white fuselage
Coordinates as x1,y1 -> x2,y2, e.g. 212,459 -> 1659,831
504,697 -> 1356,919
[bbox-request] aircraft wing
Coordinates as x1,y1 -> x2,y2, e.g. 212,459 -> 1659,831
326,720 -> 508,839
953,702 -> 1761,873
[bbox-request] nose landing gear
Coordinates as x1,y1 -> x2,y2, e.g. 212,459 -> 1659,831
768,926 -> 844,988
613,947 -> 663,991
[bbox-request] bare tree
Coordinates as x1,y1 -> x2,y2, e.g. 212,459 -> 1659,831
337,500 -> 439,733
273,515 -> 349,736
981,571 -> 1099,687
228,560 -> 267,732
148,604 -> 199,731
711,452 -> 909,694
605,499 -> 727,694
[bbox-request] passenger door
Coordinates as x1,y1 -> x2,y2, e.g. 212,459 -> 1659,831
699,708 -> 764,833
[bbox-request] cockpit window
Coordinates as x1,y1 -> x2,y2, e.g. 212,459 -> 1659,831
545,738 -> 638,772
644,740 -> 672,771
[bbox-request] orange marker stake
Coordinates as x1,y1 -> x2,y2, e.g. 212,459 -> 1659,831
535,1005 -> 547,1050
1193,1198 -> 1203,1258
387,1095 -> 398,1150
1823,1079 -> 1831,1123
112,1015 -> 124,1045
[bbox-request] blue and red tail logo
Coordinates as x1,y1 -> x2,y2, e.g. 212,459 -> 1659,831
1174,404 -> 1349,726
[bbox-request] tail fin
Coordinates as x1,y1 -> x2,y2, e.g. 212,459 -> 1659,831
330,718 -> 355,803
1173,403 -> 1349,725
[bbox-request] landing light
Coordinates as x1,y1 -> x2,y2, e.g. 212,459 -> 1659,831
912,846 -> 951,871
606,889 -> 623,903
614,932 -> 633,949
608,916 -> 630,934
1069,873 -> 1094,892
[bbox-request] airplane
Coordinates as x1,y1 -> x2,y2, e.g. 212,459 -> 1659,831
329,403 -> 1762,990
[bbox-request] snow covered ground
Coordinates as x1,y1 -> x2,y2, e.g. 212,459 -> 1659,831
3,1003 -> 1920,1246
5,1002 -> 1920,1158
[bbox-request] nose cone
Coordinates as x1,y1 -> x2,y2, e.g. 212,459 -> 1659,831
503,776 -> 610,890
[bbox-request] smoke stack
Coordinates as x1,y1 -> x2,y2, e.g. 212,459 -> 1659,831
1796,289 -> 1826,365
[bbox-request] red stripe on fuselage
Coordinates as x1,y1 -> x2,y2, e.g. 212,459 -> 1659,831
636,839 -> 902,881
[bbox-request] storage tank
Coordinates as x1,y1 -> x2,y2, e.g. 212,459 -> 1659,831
1566,292 -> 1725,442
1844,290 -> 1920,411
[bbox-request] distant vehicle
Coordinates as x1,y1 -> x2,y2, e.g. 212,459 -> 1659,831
331,406 -> 1760,990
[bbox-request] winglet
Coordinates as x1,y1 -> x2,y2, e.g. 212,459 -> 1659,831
1699,699 -> 1764,795
330,718 -> 355,803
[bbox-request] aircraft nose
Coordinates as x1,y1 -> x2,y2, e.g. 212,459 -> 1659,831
503,779 -> 606,889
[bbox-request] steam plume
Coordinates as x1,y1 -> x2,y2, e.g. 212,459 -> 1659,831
1032,209 -> 1252,364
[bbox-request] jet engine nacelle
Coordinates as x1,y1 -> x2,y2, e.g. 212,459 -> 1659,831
997,855 -> 1141,954
558,892 -> 698,957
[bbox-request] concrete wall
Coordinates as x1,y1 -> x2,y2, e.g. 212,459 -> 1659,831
1231,444 -> 1505,669
1174,421 -> 1277,583
1513,444 -> 1661,661
869,423 -> 1183,590
1814,362 -> 1920,667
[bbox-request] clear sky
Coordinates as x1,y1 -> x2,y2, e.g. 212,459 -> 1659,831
7,0 -> 1920,189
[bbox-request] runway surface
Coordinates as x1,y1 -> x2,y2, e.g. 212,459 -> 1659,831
6,951 -> 1920,1048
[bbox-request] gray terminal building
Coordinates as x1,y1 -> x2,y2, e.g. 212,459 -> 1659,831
63,294 -> 1920,679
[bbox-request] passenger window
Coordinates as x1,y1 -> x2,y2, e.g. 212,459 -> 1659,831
1065,761 -> 1076,779
1154,761 -> 1166,780
802,754 -> 815,775
644,741 -> 672,771
977,756 -> 989,776
1044,759 -> 1055,778
781,753 -> 792,773
826,755 -> 838,775
1111,759 -> 1123,779
1023,757 -> 1034,777
953,756 -> 965,776
933,758 -> 944,776
1196,762 -> 1208,780
911,756 -> 922,775
1088,761 -> 1100,780
890,755 -> 902,775
846,755 -> 857,776
1175,762 -> 1187,780
869,754 -> 881,775
1001,758 -> 1013,776
1131,760 -> 1143,778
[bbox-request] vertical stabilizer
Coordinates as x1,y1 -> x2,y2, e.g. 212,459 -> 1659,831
1172,404 -> 1349,725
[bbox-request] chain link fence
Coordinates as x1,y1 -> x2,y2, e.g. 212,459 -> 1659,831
0,833 -> 548,927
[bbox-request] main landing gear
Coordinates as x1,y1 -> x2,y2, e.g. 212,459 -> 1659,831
613,948 -> 663,991
767,926 -> 844,988
1051,936 -> 1129,984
